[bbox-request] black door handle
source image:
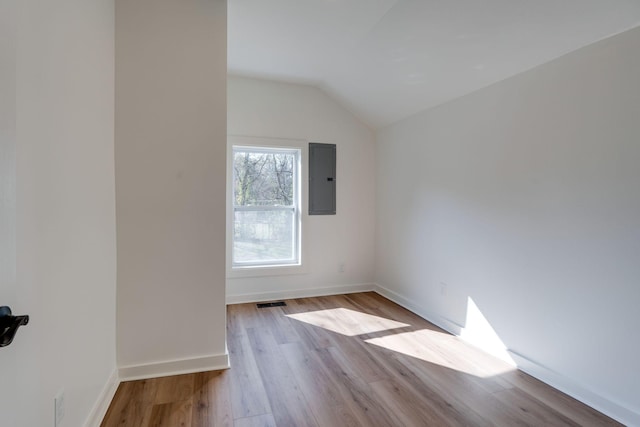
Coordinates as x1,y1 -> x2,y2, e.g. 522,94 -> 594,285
0,306 -> 29,348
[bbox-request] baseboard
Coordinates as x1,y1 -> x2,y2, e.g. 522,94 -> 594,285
373,283 -> 464,336
118,353 -> 230,382
226,283 -> 375,305
373,283 -> 639,426
508,350 -> 640,426
83,368 -> 119,427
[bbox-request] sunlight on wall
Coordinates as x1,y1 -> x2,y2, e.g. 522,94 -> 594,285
460,297 -> 515,365
286,308 -> 409,336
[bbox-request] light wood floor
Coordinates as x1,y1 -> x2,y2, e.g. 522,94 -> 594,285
102,292 -> 620,426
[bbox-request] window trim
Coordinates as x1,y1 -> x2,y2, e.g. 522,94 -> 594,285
226,136 -> 309,279
232,145 -> 300,268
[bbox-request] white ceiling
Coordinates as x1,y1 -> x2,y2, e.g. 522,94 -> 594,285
228,0 -> 640,128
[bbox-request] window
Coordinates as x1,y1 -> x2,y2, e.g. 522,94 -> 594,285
232,145 -> 301,267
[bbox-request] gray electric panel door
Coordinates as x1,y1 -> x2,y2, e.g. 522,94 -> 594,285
309,142 -> 336,215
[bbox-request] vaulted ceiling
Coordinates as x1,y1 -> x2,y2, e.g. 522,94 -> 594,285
228,0 -> 640,128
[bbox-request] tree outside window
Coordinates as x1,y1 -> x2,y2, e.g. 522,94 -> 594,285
232,146 -> 301,266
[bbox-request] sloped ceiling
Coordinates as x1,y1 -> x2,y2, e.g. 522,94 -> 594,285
228,0 -> 640,128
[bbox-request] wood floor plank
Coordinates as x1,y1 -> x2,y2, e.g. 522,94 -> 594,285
317,346 -> 403,426
279,342 -> 344,408
369,379 -> 453,426
153,373 -> 196,405
327,331 -> 391,383
191,370 -> 232,427
364,342 -> 495,427
233,413 -> 277,427
279,342 -> 364,427
226,302 -> 245,336
287,316 -> 334,349
245,327 -> 319,427
256,305 -> 300,345
101,381 -> 154,427
102,292 -> 623,427
226,327 -> 272,419
100,382 -> 134,426
231,302 -> 263,330
118,400 -> 153,427
384,348 -> 527,427
492,387 -> 581,427
499,369 -> 622,426
149,400 -> 193,427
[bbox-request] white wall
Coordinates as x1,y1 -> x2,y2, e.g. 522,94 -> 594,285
115,0 -> 228,376
0,1 -> 18,425
376,26 -> 640,424
227,76 -> 376,301
0,0 -> 117,426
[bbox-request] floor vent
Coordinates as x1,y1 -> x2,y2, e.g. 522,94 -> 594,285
257,301 -> 287,308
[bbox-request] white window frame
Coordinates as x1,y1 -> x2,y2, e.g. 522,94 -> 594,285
226,136 -> 308,278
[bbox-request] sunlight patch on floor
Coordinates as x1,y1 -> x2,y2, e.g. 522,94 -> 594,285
286,307 -> 410,336
365,329 -> 516,378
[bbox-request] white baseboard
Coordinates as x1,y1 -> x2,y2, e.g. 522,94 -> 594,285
226,283 -> 375,305
84,368 -> 119,427
373,283 -> 639,427
373,283 -> 464,336
508,350 -> 640,427
119,353 -> 230,382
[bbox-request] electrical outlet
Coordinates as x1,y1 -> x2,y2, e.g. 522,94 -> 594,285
338,262 -> 345,273
54,389 -> 65,427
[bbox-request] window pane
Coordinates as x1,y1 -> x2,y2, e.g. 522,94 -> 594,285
233,209 -> 296,264
233,150 -> 295,207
